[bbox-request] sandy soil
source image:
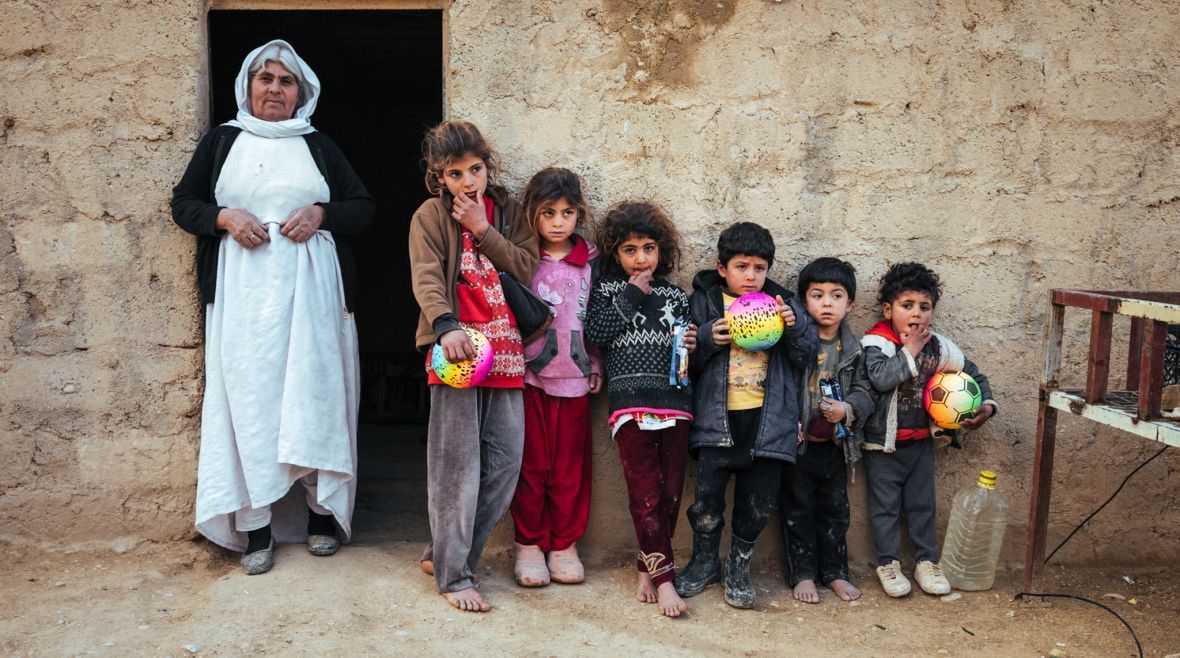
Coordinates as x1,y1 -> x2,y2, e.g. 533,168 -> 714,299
2,539 -> 1175,657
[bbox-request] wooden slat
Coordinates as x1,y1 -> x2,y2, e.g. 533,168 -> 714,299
1085,310 -> 1113,403
1115,297 -> 1180,323
1127,317 -> 1146,389
1139,321 -> 1167,419
1079,290 -> 1180,304
1048,391 -> 1180,447
1024,403 -> 1058,591
1052,290 -> 1121,312
1052,289 -> 1180,319
1042,299 -> 1065,390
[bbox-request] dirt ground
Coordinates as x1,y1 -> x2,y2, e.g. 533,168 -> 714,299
2,539 -> 1176,658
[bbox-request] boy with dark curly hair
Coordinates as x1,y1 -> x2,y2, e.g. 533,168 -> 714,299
860,262 -> 997,598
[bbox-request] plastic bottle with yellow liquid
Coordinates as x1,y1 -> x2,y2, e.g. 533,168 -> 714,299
940,470 -> 1009,591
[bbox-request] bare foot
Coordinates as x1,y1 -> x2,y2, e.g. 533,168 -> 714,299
635,572 -> 657,604
828,578 -> 861,601
419,559 -> 433,576
793,579 -> 820,604
442,587 -> 490,612
656,581 -> 687,618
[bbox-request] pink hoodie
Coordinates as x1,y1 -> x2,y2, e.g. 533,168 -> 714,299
522,234 -> 602,397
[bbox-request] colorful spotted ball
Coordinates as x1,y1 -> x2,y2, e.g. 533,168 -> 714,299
726,292 -> 784,351
924,370 -> 983,429
431,328 -> 495,388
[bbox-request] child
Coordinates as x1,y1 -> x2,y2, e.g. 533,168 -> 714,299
586,201 -> 697,618
860,262 -> 997,597
675,222 -> 817,609
781,257 -> 875,604
510,167 -> 602,587
408,120 -> 538,612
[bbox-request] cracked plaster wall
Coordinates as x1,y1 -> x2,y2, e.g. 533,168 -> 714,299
2,0 -> 1179,568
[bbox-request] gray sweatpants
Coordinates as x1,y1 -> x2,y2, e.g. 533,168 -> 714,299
862,439 -> 939,565
421,385 -> 524,593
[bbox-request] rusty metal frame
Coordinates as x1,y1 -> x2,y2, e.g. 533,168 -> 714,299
1024,289 -> 1180,591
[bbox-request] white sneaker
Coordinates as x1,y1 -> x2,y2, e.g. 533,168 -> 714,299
915,560 -> 951,595
876,560 -> 911,597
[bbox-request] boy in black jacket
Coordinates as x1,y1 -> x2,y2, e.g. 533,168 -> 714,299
781,257 -> 875,604
675,222 -> 818,609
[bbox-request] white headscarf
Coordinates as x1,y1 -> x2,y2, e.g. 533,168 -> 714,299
224,39 -> 320,139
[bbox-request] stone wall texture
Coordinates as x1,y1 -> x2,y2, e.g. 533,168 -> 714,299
3,0 -> 1179,569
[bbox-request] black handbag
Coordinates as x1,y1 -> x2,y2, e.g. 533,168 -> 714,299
498,270 -> 553,344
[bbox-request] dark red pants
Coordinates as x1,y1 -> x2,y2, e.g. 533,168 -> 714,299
615,418 -> 689,587
510,385 -> 592,552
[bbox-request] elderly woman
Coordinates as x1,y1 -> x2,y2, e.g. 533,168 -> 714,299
171,40 -> 374,574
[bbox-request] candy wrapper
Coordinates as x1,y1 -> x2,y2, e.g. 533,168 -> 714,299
669,317 -> 691,389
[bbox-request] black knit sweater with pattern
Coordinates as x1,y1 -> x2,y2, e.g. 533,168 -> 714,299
586,275 -> 693,415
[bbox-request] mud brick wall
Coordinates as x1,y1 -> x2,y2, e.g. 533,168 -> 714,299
3,1 -> 1178,568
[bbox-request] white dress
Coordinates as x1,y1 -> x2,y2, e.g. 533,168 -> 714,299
194,132 -> 359,551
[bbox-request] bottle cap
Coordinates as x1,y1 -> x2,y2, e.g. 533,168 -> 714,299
977,470 -> 997,490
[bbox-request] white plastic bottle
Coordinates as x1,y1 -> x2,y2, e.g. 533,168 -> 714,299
940,470 -> 1009,591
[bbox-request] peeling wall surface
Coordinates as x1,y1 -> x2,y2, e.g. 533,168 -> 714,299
2,1 -> 1179,568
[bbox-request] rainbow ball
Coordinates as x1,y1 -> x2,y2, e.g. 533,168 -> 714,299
431,328 -> 495,388
725,292 -> 784,351
924,371 -> 983,429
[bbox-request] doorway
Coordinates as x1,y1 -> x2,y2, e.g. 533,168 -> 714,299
208,9 -> 442,542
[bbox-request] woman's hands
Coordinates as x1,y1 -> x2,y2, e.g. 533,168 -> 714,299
280,204 -> 325,243
451,190 -> 490,240
216,205 -> 325,248
217,208 -> 269,249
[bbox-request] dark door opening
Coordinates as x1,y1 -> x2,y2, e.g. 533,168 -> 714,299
209,9 -> 441,542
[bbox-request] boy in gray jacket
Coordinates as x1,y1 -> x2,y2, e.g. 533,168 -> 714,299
860,262 -> 997,598
781,257 -> 876,604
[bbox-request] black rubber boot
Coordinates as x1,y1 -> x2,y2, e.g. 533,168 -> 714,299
723,534 -> 757,609
674,531 -> 722,597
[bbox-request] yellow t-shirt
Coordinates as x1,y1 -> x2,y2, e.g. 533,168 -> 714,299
724,292 -> 769,411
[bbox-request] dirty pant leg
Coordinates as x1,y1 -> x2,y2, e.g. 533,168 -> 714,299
900,439 -> 939,563
687,449 -> 732,536
810,443 -> 851,584
730,457 -> 781,542
234,473 -> 328,532
615,420 -> 688,587
781,455 -> 818,586
510,386 -> 591,551
783,441 -> 850,585
426,385 -> 525,593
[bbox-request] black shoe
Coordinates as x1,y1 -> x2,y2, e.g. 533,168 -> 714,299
674,531 -> 722,597
723,534 -> 757,609
242,525 -> 275,575
307,511 -> 340,556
